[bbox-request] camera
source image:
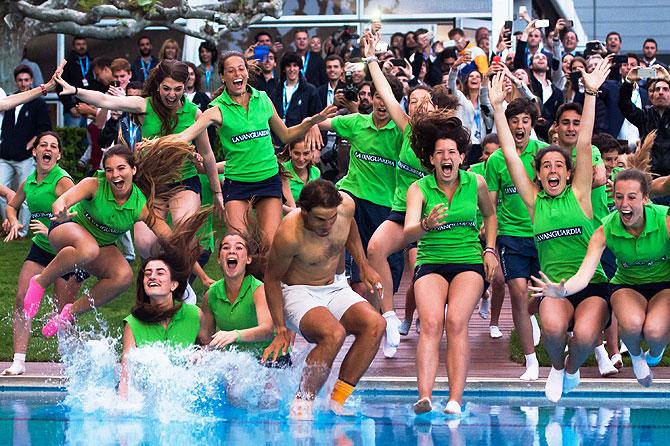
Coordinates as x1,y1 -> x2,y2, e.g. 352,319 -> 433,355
343,71 -> 359,102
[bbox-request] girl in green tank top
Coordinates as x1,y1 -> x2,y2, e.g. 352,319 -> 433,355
202,228 -> 275,360
119,210 -> 210,398
24,142 -> 199,339
282,140 -> 321,205
532,169 -> 670,389
490,61 -> 612,402
54,60 -> 224,265
2,132 -> 80,376
176,51 -> 334,272
404,112 -> 498,416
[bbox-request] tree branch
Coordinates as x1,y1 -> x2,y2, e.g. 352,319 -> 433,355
15,1 -> 132,25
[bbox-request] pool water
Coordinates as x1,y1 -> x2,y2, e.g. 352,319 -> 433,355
2,389 -> 670,445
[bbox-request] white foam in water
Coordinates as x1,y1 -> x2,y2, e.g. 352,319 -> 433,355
58,318 -> 310,422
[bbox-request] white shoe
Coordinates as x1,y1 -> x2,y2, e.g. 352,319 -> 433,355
382,311 -> 401,348
382,334 -> 398,358
489,325 -> 503,339
398,319 -> 411,336
521,356 -> 539,381
1,361 -> 26,376
530,315 -> 541,347
595,345 -> 619,377
610,353 -> 623,369
545,367 -> 565,402
478,294 -> 491,319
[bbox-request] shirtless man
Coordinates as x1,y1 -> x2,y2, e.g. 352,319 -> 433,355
262,179 -> 386,419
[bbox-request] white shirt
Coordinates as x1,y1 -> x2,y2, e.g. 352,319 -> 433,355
618,82 -> 642,149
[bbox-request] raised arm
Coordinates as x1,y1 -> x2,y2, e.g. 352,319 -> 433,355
363,32 -> 409,131
192,111 -> 224,217
403,182 -> 448,244
489,72 -> 538,213
269,102 -> 337,144
51,177 -> 98,222
178,106 -> 222,143
54,73 -> 145,113
573,57 -> 611,210
0,60 -> 66,112
530,226 -> 607,297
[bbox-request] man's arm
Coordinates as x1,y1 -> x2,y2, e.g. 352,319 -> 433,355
342,194 -> 383,294
619,73 -> 646,130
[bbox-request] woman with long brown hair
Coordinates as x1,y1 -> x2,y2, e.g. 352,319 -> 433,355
54,60 -> 224,273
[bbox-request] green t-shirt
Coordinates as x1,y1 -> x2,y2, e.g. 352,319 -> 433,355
533,186 -> 608,284
485,139 -> 549,237
143,97 -> 198,181
333,113 -> 403,207
124,303 -> 200,348
282,161 -> 320,203
416,170 -> 482,266
24,165 -> 71,254
604,204 -> 670,285
569,145 -> 608,225
71,171 -> 147,246
207,275 -> 269,356
210,86 -> 278,182
391,125 -> 429,212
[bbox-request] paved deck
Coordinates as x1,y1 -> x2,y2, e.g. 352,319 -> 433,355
3,268 -> 670,386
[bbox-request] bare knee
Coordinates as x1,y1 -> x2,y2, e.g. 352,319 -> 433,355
420,316 -> 444,338
643,322 -> 667,344
365,313 -> 386,341
76,244 -> 100,264
571,327 -> 600,350
541,317 -> 569,340
619,316 -> 645,336
445,314 -> 469,336
366,240 -> 385,263
320,324 -> 347,349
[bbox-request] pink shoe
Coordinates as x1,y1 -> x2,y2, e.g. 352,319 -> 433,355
42,304 -> 74,337
24,276 -> 45,319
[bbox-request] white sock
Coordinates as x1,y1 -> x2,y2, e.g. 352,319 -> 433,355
2,353 -> 26,376
594,343 -> 608,359
382,311 -> 400,347
521,353 -> 539,381
630,352 -> 652,386
563,369 -> 580,393
545,367 -> 564,402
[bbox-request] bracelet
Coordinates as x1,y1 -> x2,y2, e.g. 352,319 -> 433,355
235,329 -> 241,343
483,247 -> 498,257
364,55 -> 378,64
74,87 -> 79,96
39,84 -> 47,96
214,191 -> 223,195
420,218 -> 430,232
584,88 -> 598,96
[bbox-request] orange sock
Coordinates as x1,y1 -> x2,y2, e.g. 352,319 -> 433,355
330,379 -> 355,406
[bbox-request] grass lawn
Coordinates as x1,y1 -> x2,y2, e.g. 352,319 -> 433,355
0,237 -> 224,363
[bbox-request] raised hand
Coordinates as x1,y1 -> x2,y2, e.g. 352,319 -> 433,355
29,220 -> 49,237
51,204 -> 77,223
54,73 -> 77,96
626,66 -> 641,84
46,59 -> 67,92
581,56 -> 611,92
529,271 -> 567,298
311,104 -> 338,125
488,72 -> 507,107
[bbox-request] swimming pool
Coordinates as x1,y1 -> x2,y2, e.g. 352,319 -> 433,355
2,388 -> 670,445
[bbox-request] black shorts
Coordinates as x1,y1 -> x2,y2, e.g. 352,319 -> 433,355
262,353 -> 292,369
497,235 -> 540,282
223,173 -> 282,203
343,193 -> 404,292
170,175 -> 202,195
610,282 -> 670,301
539,283 -> 610,308
414,263 -> 485,283
386,210 -> 418,249
600,247 -> 617,280
25,243 -> 89,282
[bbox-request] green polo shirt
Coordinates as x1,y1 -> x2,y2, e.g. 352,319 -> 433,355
24,165 -> 71,254
124,303 -> 200,348
143,97 -> 199,181
485,139 -> 549,237
71,171 -> 147,246
333,113 -> 403,207
210,86 -> 278,182
569,145 -> 608,224
282,161 -> 320,203
206,275 -> 269,356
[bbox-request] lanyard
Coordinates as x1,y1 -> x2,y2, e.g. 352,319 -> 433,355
282,82 -> 297,121
128,120 -> 139,149
140,59 -> 151,80
301,52 -> 310,77
79,57 -> 89,78
473,105 -> 482,141
204,65 -> 214,90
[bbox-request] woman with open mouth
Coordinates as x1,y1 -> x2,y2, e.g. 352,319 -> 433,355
53,60 -> 224,283
531,140 -> 670,389
404,113 -> 498,416
119,209 -> 211,398
490,57 -> 612,402
176,51 -> 336,262
2,132 -> 82,376
21,139 -> 196,337
201,212 -> 278,364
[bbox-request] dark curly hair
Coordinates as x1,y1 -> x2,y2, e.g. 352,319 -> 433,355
505,98 -> 538,125
409,111 -> 471,171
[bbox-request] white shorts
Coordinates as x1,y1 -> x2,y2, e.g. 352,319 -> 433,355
282,277 -> 367,335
